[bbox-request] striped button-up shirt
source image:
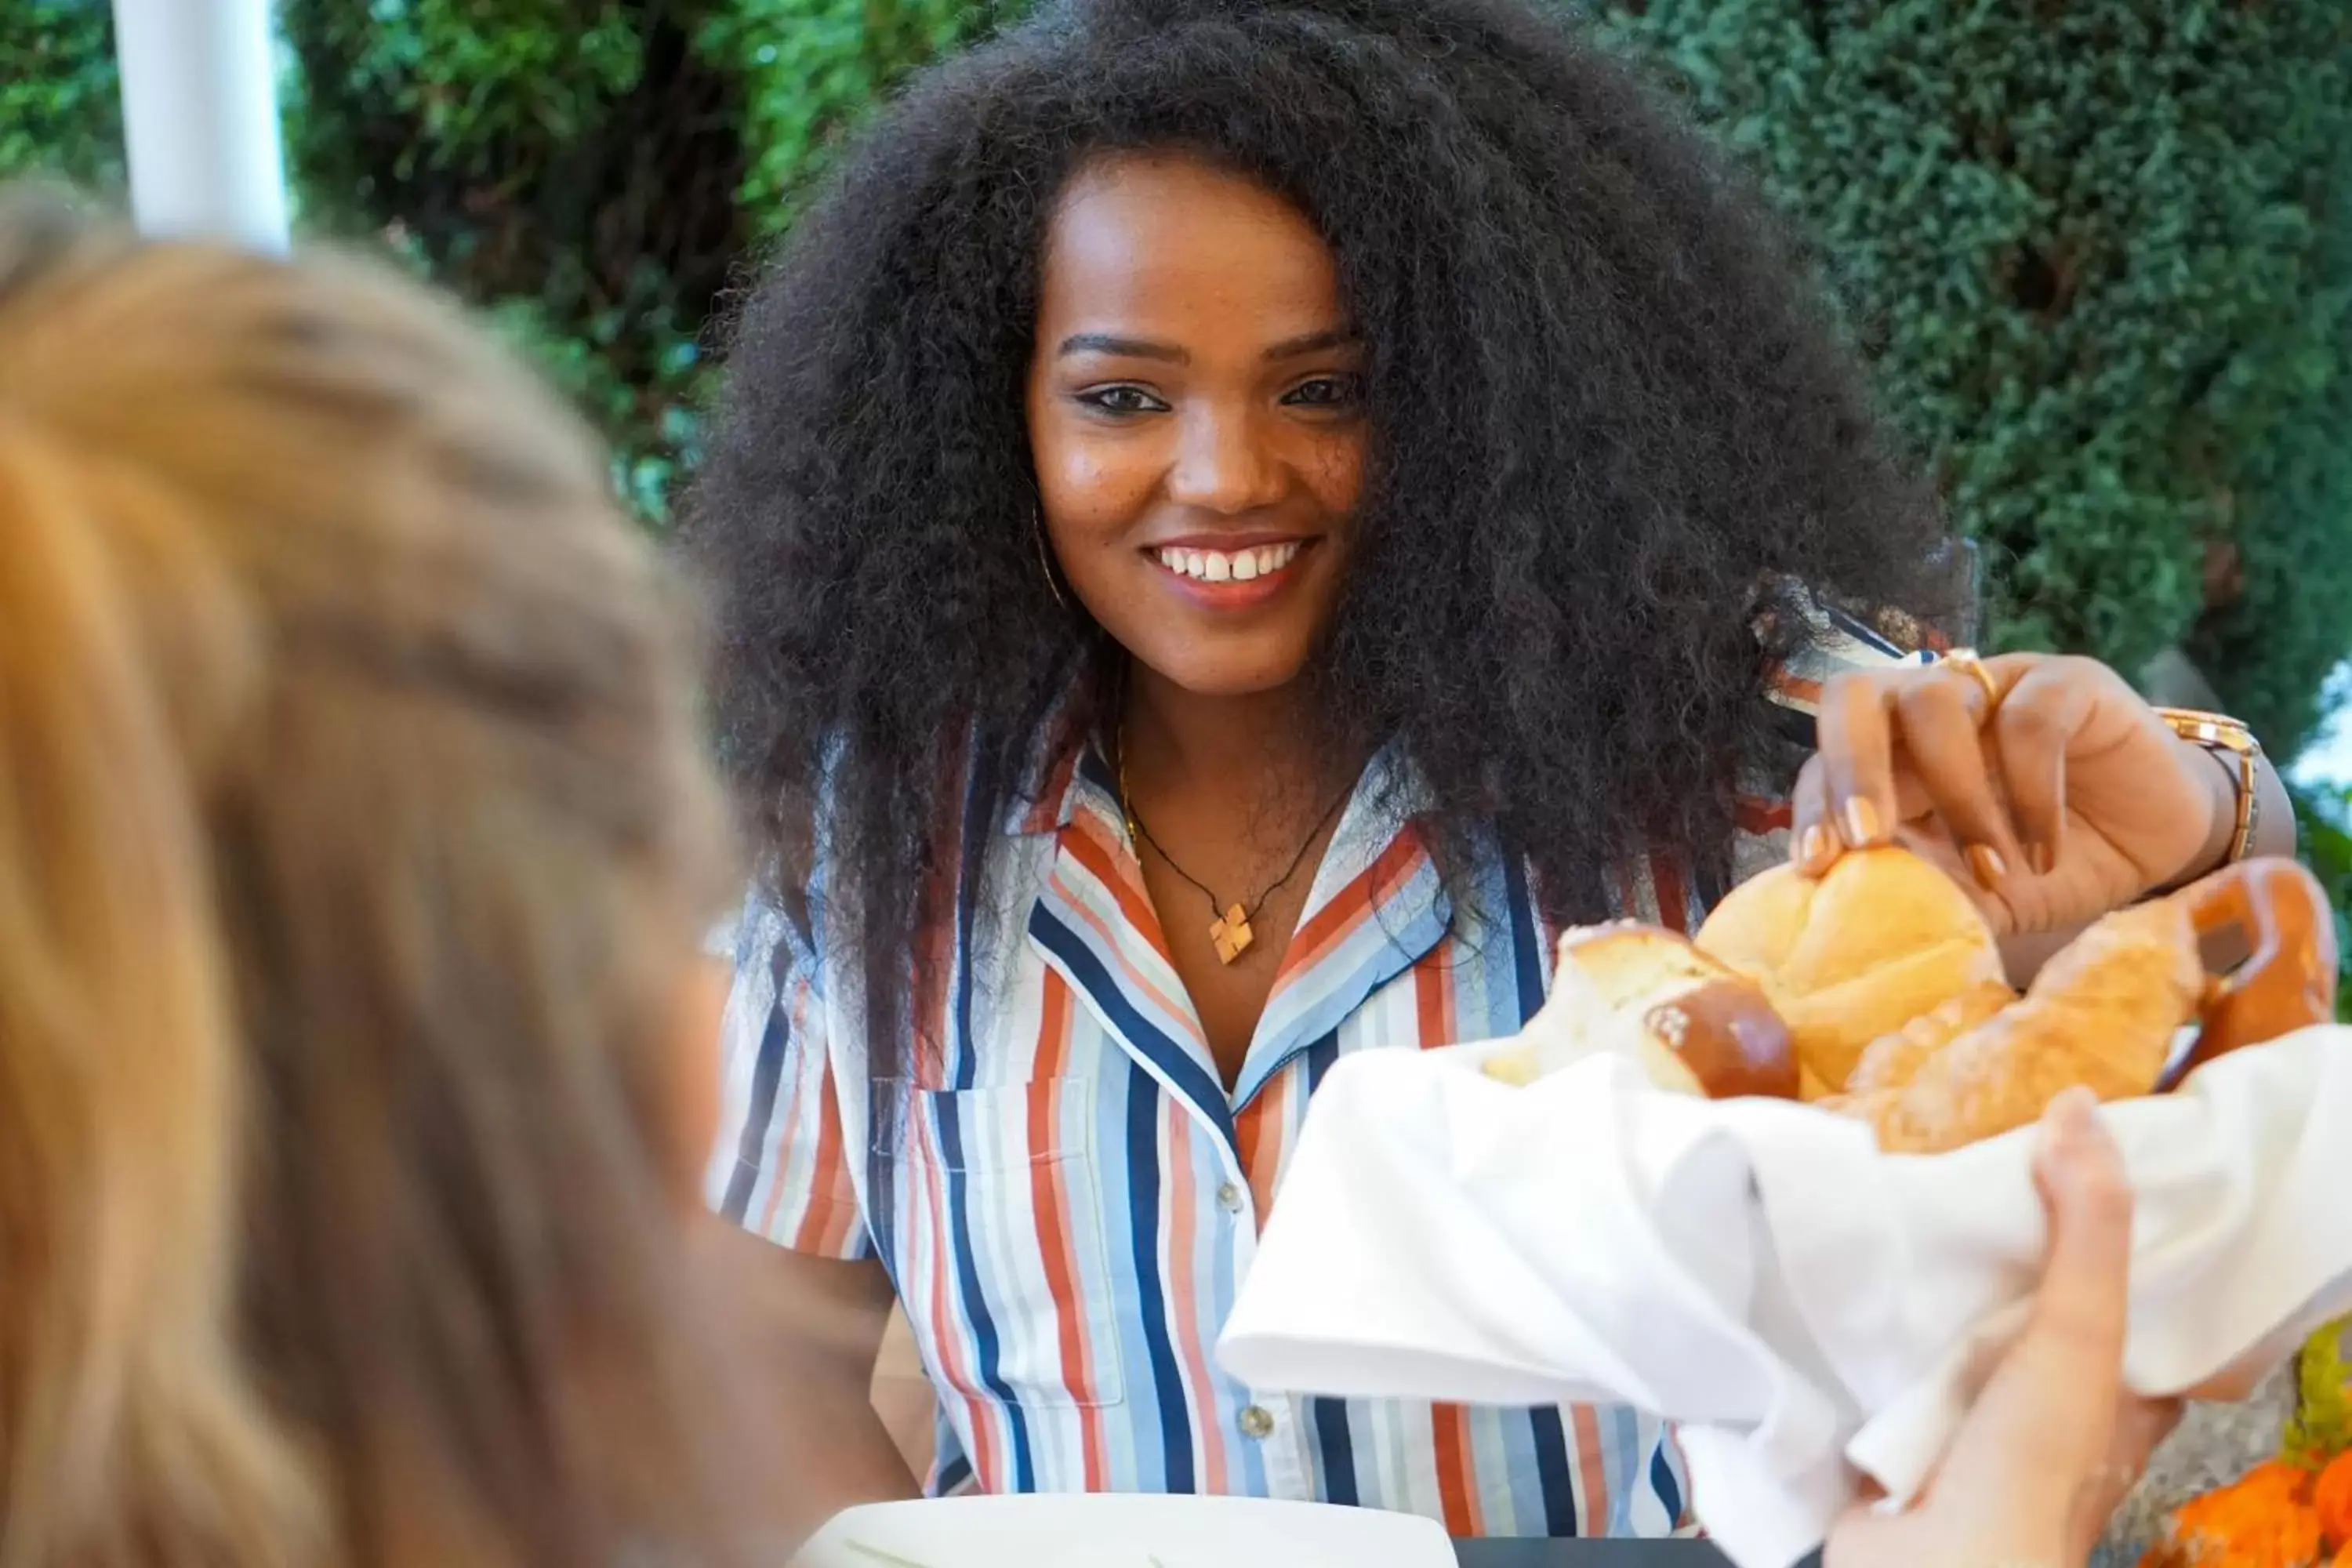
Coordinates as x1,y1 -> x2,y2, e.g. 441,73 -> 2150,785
710,584 -> 1936,1537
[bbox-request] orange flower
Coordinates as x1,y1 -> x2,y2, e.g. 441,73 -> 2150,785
2143,1461 -> 2324,1568
2316,1451 -> 2352,1552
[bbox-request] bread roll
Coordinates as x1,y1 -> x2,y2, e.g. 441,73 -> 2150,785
1481,924 -> 1799,1100
1829,895 -> 2201,1153
1695,848 -> 2007,1095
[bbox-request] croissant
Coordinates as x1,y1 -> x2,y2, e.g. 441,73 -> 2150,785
1826,896 -> 2204,1154
1841,980 -> 2016,1097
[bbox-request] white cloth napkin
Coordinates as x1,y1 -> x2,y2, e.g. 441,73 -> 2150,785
1217,1026 -> 2352,1568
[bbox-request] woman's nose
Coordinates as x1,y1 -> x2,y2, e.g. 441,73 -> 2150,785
1164,408 -> 1285,514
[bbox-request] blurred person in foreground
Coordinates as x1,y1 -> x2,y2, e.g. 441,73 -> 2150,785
0,191 -> 793,1567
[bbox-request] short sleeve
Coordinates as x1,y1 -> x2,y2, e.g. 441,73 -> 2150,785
705,895 -> 874,1261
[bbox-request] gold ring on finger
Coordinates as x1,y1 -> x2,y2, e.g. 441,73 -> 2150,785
1940,647 -> 2002,712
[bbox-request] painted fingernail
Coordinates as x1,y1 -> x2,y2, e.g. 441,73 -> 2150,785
1796,826 -> 1837,873
1965,843 -> 2009,889
2026,842 -> 2056,877
1838,797 -> 1884,848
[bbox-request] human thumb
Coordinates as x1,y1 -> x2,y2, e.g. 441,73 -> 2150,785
2024,1087 -> 2136,1363
1986,1087 -> 2133,1418
1938,1090 -> 2136,1522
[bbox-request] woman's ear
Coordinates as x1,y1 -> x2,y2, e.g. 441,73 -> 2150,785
660,956 -> 731,1215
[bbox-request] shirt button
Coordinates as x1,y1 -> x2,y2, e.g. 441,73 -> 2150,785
1239,1404 -> 1276,1440
1216,1180 -> 1245,1214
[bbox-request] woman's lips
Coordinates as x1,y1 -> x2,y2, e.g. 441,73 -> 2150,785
1145,538 -> 1313,610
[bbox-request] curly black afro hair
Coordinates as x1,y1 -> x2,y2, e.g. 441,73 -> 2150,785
690,0 -> 1952,1055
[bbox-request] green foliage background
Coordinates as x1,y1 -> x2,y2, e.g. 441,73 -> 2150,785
0,0 -> 1012,522
5,0 -> 2348,771
2,0 -> 122,190
267,0 -> 1017,521
1589,0 -> 2352,767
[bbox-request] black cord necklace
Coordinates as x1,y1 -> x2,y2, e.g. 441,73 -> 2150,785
1116,729 -> 1352,964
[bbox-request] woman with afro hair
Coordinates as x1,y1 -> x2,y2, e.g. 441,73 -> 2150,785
691,0 -> 2288,1537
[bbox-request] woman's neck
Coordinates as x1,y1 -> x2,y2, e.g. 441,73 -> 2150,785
1119,662 -> 1341,818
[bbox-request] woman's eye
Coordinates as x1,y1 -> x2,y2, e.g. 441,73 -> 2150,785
1076,385 -> 1167,416
1283,374 -> 1363,409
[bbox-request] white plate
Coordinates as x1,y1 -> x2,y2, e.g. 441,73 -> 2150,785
795,1494 -> 1457,1568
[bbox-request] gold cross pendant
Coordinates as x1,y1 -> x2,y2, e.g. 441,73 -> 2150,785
1209,903 -> 1254,964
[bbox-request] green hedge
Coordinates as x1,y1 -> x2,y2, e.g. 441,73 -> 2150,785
272,0 -> 1007,522
0,0 -> 120,191
0,0 -> 1004,524
1592,0 -> 2352,757
8,0 -> 2350,759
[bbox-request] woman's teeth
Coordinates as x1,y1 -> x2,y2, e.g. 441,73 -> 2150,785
1153,541 -> 1305,583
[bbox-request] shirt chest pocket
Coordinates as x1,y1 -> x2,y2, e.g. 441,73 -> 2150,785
884,1079 -> 1127,1411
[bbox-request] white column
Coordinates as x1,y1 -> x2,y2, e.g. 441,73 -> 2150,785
110,0 -> 290,252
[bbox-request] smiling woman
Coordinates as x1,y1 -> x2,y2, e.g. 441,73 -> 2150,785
1028,154 -> 1366,705
685,0 -> 2287,1542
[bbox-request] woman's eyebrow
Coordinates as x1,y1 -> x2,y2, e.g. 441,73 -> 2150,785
1054,328 -> 1360,362
1057,332 -> 1187,361
1263,328 -> 1361,361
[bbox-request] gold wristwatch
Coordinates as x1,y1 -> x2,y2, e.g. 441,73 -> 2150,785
2154,707 -> 2263,869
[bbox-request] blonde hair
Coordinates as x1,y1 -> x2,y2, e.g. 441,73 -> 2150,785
0,191 -> 746,1566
